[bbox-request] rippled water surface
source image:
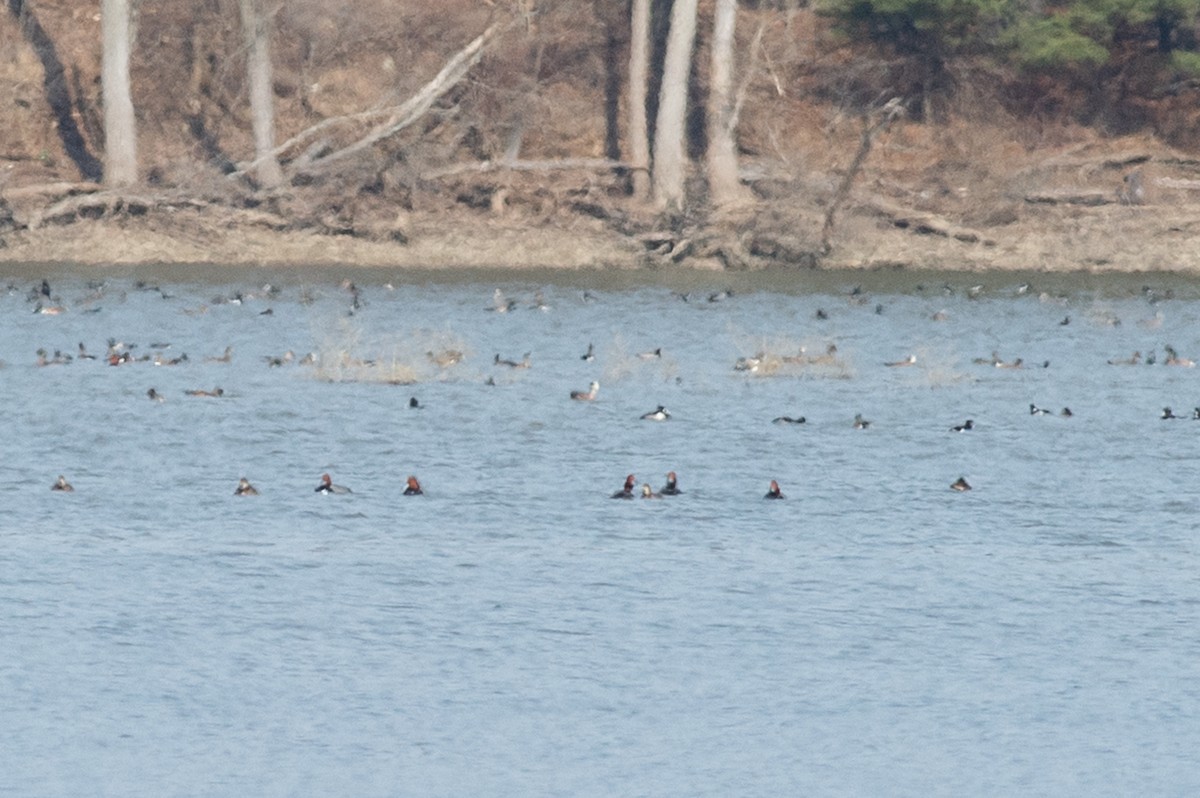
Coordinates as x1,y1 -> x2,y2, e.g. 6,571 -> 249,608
3,264 -> 1200,796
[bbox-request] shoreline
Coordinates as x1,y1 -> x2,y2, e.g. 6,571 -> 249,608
2,200 -> 1200,276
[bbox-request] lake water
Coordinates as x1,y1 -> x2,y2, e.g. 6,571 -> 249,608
2,264 -> 1199,796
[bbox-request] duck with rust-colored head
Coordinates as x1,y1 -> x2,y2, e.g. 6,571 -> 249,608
315,473 -> 352,494
764,480 -> 785,500
404,476 -> 423,496
661,471 -> 682,496
611,474 -> 635,499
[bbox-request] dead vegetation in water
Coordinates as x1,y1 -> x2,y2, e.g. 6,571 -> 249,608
306,318 -> 471,385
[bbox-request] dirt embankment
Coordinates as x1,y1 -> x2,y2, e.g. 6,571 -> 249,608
3,2 -> 1200,273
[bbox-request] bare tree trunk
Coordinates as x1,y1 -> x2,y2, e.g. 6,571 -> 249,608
652,0 -> 698,213
627,0 -> 651,201
239,0 -> 283,188
707,0 -> 749,208
101,0 -> 137,187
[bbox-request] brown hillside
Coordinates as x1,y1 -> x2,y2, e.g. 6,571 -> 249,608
4,1 -> 1200,271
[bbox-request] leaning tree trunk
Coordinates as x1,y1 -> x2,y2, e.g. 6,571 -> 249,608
707,0 -> 749,208
627,0 -> 651,201
101,0 -> 137,187
238,0 -> 283,188
651,0 -> 698,213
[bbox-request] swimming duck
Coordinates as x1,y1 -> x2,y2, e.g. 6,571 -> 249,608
581,343 -> 594,361
641,484 -> 662,499
637,347 -> 662,360
772,416 -> 806,425
76,342 -> 95,361
951,419 -> 974,432
234,478 -> 259,496
494,352 -> 531,368
403,476 -> 423,496
640,405 -> 670,421
427,349 -> 464,368
51,475 -> 74,492
1162,407 -> 1182,420
661,471 -> 682,495
409,397 -> 422,409
884,354 -> 916,367
147,388 -> 165,403
853,413 -> 871,429
1029,404 -> 1051,416
950,476 -> 972,492
764,480 -> 785,499
1107,351 -> 1141,366
570,381 -> 599,401
315,473 -> 352,494
206,346 -> 233,364
611,474 -> 636,499
1061,407 -> 1073,417
184,387 -> 224,398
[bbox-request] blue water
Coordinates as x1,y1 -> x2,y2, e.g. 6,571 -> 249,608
2,266 -> 1199,796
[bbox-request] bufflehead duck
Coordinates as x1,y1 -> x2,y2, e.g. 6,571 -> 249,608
772,415 -> 806,425
611,474 -> 636,499
403,476 -> 423,495
1029,403 -> 1051,416
570,381 -> 599,401
661,471 -> 682,495
315,473 -> 352,494
950,476 -> 972,492
951,419 -> 974,432
764,480 -> 785,499
51,475 -> 74,492
234,478 -> 259,496
640,405 -> 670,421
641,483 -> 662,499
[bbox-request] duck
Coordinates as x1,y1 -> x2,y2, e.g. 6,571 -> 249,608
661,471 -> 682,495
884,354 -> 916,367
265,350 -> 294,367
951,419 -> 974,432
950,476 -> 972,492
637,347 -> 662,360
205,346 -> 233,364
772,415 -> 806,425
1061,407 -> 1074,417
764,480 -> 785,500
147,388 -> 165,403
234,478 -> 259,496
1162,407 -> 1182,420
641,484 -> 662,499
611,474 -> 636,499
853,413 -> 871,430
995,357 -> 1024,369
1029,403 -> 1051,416
570,381 -> 599,401
184,387 -> 224,398
403,476 -> 423,496
488,288 -> 517,313
76,342 -> 96,360
640,405 -> 670,421
51,475 -> 74,492
315,473 -> 352,494
494,352 -> 531,368
581,343 -> 595,361
1165,346 -> 1196,367
409,397 -> 422,409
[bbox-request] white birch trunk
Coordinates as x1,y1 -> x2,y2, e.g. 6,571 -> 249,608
652,0 -> 698,213
239,0 -> 283,187
101,0 -> 137,187
707,0 -> 749,207
627,0 -> 651,201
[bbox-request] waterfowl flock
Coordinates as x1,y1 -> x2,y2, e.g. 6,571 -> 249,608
16,275 -> 1200,505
